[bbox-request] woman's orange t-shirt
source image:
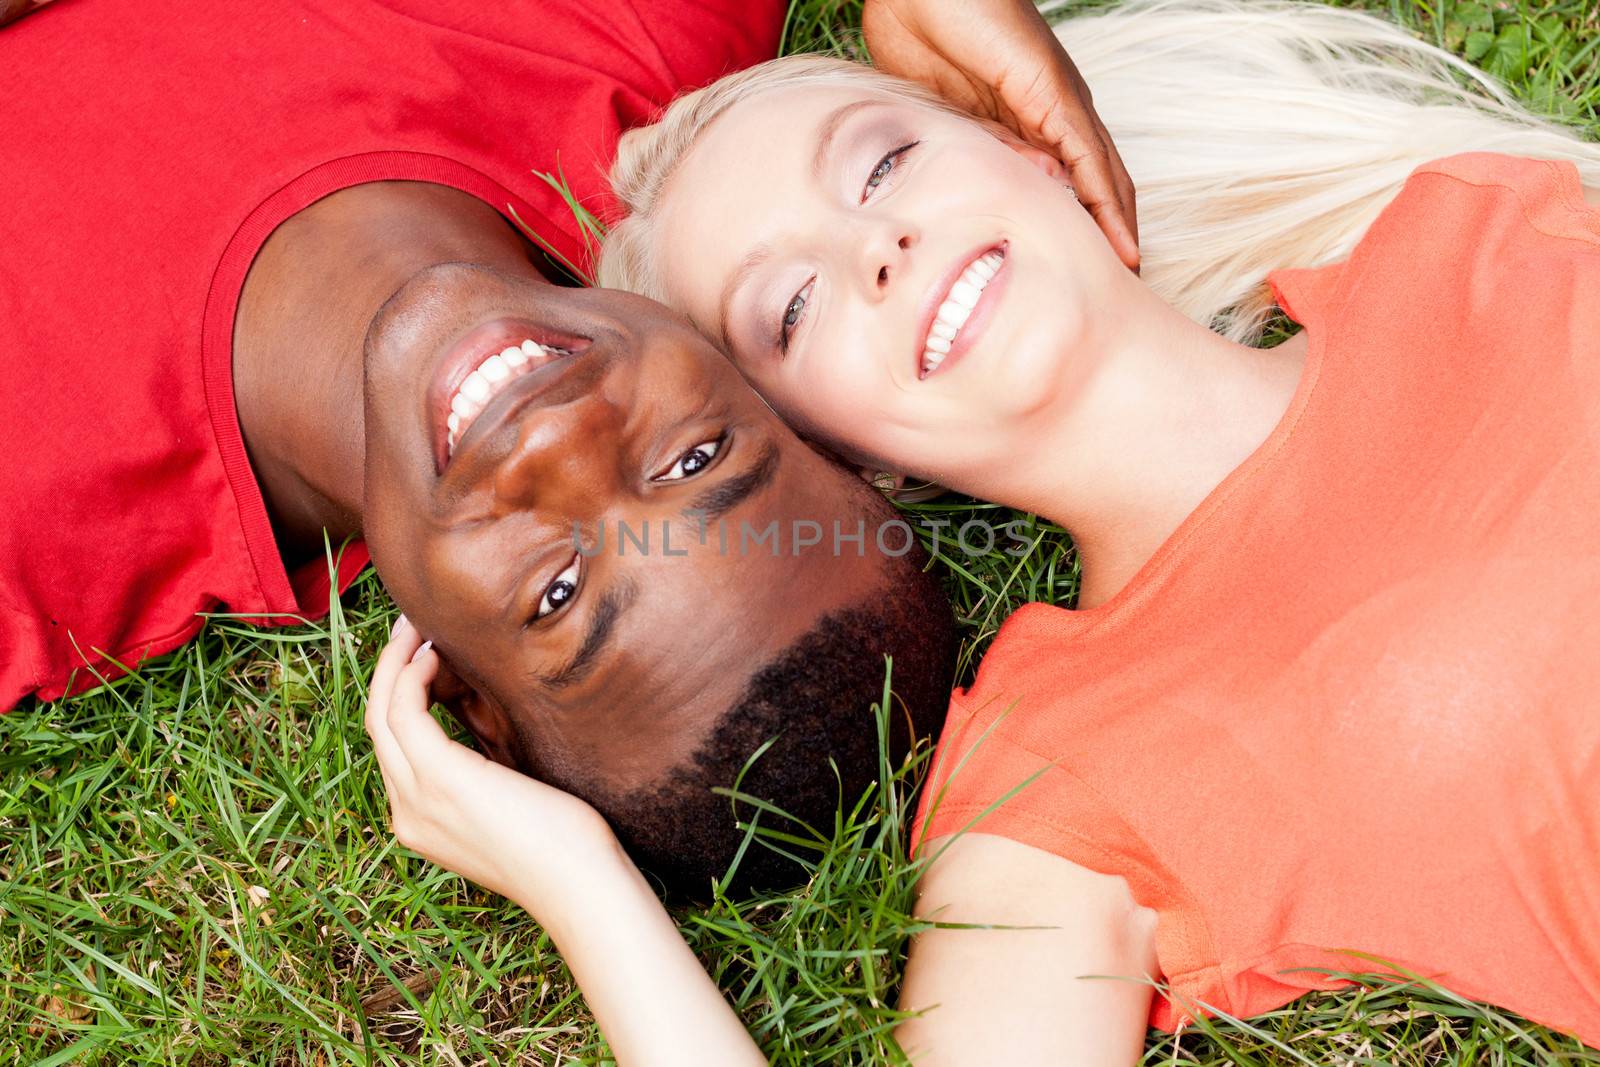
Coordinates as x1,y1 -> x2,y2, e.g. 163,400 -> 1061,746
914,153 -> 1600,1045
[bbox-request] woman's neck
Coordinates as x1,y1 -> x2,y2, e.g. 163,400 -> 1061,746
980,294 -> 1308,609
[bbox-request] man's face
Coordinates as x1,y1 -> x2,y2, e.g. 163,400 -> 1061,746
361,264 -> 892,793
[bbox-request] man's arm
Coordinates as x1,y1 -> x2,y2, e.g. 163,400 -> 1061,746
897,832 -> 1158,1066
0,0 -> 52,30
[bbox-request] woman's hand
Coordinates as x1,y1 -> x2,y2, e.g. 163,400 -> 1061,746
366,619 -> 767,1066
364,618 -> 623,924
862,0 -> 1140,271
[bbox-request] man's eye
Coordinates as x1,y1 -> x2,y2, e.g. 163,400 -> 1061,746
654,437 -> 723,481
537,554 -> 580,618
862,141 -> 919,202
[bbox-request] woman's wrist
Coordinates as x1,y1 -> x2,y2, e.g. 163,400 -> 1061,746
507,825 -> 641,933
529,848 -> 767,1067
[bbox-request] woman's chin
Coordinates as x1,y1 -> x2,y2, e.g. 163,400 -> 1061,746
950,341 -> 1069,424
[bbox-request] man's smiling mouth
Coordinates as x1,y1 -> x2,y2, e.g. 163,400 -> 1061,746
428,317 -> 592,474
445,338 -> 571,456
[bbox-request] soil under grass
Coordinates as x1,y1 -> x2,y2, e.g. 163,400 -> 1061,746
3,1 -> 1597,1063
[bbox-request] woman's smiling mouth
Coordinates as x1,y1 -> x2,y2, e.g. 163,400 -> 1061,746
917,243 -> 1007,379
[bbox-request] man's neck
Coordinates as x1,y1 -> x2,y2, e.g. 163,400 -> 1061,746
232,181 -> 541,565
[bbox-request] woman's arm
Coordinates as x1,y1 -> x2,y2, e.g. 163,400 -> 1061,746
530,851 -> 766,1067
368,623 -> 1155,1066
366,622 -> 764,1067
897,832 -> 1158,1066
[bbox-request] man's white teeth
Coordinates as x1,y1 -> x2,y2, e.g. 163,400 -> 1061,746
921,250 -> 1003,378
446,338 -> 556,456
479,354 -> 511,384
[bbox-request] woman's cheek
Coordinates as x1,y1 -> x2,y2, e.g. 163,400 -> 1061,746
794,363 -> 854,432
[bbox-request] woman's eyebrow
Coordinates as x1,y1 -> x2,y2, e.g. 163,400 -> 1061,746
712,100 -> 886,351
716,243 -> 772,353
811,99 -> 884,180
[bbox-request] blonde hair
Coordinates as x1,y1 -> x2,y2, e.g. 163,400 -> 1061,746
599,0 -> 1598,343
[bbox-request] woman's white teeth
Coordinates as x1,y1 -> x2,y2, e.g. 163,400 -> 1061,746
921,250 -> 1003,377
446,338 -> 557,456
948,278 -> 982,308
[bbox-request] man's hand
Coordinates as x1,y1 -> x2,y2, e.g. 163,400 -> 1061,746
365,618 -> 625,924
862,0 -> 1139,270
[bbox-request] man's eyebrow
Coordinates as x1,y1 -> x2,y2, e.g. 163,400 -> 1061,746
685,439 -> 780,522
539,580 -> 635,691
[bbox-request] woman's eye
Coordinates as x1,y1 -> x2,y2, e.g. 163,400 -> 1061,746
654,437 -> 723,482
862,141 -> 919,202
779,280 -> 813,351
537,555 -> 580,618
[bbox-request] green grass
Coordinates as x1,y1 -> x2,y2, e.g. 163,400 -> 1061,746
4,1 -> 1598,1063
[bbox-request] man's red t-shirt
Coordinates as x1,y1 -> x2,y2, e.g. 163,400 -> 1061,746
0,0 -> 783,708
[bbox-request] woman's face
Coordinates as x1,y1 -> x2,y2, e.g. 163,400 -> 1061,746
654,83 -> 1126,479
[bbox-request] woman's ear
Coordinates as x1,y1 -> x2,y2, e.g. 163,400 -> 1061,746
855,466 -> 947,504
858,467 -> 906,493
796,432 -> 947,502
430,657 -> 520,768
997,132 -> 1075,195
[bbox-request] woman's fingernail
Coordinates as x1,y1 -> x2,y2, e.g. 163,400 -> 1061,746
391,613 -> 408,638
409,640 -> 433,664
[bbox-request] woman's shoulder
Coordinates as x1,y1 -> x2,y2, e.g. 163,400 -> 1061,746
1273,151 -> 1599,341
1395,151 -> 1599,246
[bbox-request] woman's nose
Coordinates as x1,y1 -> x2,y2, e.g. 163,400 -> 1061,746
857,219 -> 918,301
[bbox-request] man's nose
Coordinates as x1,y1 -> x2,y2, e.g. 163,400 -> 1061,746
854,216 -> 919,302
490,392 -> 622,514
